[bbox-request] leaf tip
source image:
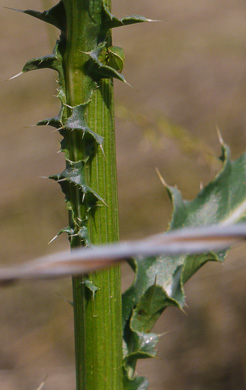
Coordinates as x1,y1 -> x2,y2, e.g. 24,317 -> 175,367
9,71 -> 23,81
34,376 -> 47,390
48,235 -> 58,245
99,144 -> 106,158
216,126 -> 224,145
155,167 -> 168,188
147,18 -> 162,22
4,6 -> 21,13
39,176 -> 49,180
124,79 -> 133,88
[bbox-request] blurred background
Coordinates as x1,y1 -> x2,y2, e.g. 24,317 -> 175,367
1,0 -> 246,389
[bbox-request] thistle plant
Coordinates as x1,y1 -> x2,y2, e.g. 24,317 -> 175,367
2,1 -> 246,390
9,1 -> 150,389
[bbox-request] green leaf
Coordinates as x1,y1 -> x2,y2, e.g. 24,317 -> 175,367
49,224 -> 90,246
86,45 -> 128,84
59,104 -> 104,162
108,46 -> 125,73
122,142 -> 246,386
21,1 -> 66,33
123,374 -> 149,390
64,104 -> 103,145
102,2 -> 151,30
76,226 -> 90,246
50,161 -> 105,205
84,279 -> 99,299
49,161 -> 105,241
22,41 -> 66,105
23,53 -> 58,73
49,226 -> 74,244
22,41 -> 63,74
37,116 -> 62,129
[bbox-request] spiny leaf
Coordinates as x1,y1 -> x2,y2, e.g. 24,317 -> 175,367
60,106 -> 104,162
22,42 -> 63,76
15,1 -> 66,33
131,283 -> 182,333
50,224 -> 90,247
84,279 -> 99,299
37,116 -> 62,129
108,46 -> 125,73
49,226 -> 74,244
123,331 -> 159,377
61,104 -> 104,155
168,143 -> 246,281
86,45 -> 128,84
76,226 -> 90,246
50,161 -> 105,204
102,2 -> 151,30
122,142 -> 246,386
23,54 -> 58,73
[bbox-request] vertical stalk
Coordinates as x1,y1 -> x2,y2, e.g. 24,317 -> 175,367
19,0 -> 148,387
62,1 -> 123,389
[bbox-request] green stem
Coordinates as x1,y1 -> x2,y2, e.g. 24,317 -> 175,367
62,1 -> 122,389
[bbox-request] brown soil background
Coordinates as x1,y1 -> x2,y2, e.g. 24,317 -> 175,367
1,1 -> 246,389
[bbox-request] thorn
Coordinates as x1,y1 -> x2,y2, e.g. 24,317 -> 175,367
41,121 -> 50,127
80,50 -> 90,55
39,176 -> 49,180
99,144 -> 106,158
152,355 -> 163,361
51,127 -> 62,133
155,167 -> 168,188
82,192 -> 85,203
56,292 -> 73,307
56,178 -> 67,183
73,219 -> 80,228
147,18 -> 162,22
158,331 -> 170,338
9,71 -> 23,81
181,308 -> 188,316
4,6 -> 21,12
34,376 -> 48,390
200,182 -> 204,190
23,124 -> 36,129
63,103 -> 72,109
124,79 -> 133,88
48,235 -> 58,244
100,198 -> 108,207
216,126 -> 224,145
